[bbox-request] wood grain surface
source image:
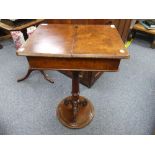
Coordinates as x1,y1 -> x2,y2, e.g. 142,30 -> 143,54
17,24 -> 129,59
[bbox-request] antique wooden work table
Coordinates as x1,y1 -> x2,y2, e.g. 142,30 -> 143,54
16,24 -> 129,128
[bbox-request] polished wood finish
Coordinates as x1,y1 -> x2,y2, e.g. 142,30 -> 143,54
57,96 -> 94,128
46,19 -> 131,87
18,24 -> 74,57
57,71 -> 94,128
73,25 -> 128,58
17,24 -> 129,128
46,19 -> 131,42
17,24 -> 129,59
27,57 -> 120,71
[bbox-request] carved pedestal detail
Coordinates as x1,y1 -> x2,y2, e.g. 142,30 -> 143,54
57,71 -> 94,128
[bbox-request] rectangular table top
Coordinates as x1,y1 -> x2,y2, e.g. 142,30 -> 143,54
17,24 -> 129,59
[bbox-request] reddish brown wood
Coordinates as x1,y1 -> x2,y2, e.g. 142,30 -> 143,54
17,24 -> 129,128
71,71 -> 79,121
57,96 -> 94,128
57,71 -> 94,128
27,57 -> 120,71
113,20 -> 120,28
45,19 -> 131,42
45,20 -> 131,87
118,19 -> 126,37
122,20 -> 131,42
71,19 -> 88,24
17,24 -> 128,59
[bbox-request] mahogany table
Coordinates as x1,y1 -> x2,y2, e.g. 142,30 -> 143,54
16,24 -> 129,128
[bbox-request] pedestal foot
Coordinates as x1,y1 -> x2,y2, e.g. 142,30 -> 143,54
40,70 -> 54,83
17,69 -> 54,83
17,69 -> 33,82
57,96 -> 95,128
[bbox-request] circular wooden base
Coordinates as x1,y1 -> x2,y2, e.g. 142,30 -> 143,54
57,96 -> 95,129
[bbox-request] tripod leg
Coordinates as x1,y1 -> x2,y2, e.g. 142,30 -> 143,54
17,69 -> 34,82
40,70 -> 54,83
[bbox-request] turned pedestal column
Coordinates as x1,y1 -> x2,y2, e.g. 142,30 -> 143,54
57,71 -> 95,128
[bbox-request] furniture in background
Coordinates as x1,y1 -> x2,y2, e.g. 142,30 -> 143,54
17,24 -> 129,128
0,19 -> 53,83
0,19 -> 44,39
129,21 -> 155,48
46,19 -> 131,87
